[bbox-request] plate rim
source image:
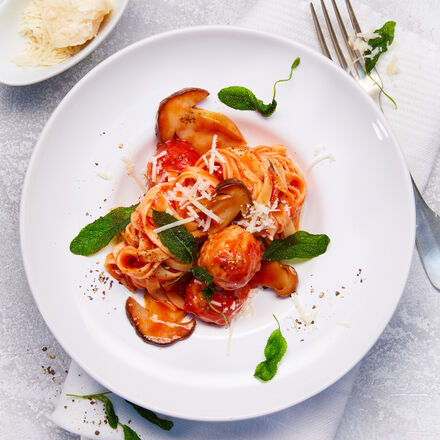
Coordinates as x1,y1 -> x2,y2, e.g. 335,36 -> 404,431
20,25 -> 416,421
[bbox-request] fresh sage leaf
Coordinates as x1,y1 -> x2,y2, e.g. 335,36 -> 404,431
263,231 -> 330,261
218,57 -> 300,117
66,392 -> 118,429
126,401 -> 174,431
66,392 -> 112,399
191,266 -> 214,300
121,424 -> 141,440
365,21 -> 396,74
218,86 -> 277,116
152,210 -> 198,264
103,396 -> 119,429
254,316 -> 287,382
254,358 -> 278,380
70,205 -> 138,256
191,266 -> 228,326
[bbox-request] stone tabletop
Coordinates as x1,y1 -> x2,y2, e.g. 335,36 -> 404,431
1,1 -> 439,439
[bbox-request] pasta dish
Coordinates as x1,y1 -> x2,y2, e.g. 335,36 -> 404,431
103,88 -> 307,345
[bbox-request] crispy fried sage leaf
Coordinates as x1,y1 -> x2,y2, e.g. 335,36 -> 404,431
121,424 -> 141,440
66,392 -> 118,428
218,58 -> 300,117
103,396 -> 119,429
365,21 -> 396,74
191,266 -> 228,326
70,204 -> 138,256
263,231 -> 330,261
126,401 -> 174,431
152,210 -> 198,264
254,316 -> 287,382
66,392 -> 174,435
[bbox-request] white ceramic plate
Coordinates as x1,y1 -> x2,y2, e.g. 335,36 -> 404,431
20,27 -> 415,421
0,0 -> 128,86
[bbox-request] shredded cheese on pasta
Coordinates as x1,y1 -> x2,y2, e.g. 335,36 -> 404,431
153,216 -> 196,233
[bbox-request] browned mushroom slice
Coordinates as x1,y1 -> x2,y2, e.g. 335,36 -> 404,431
156,88 -> 246,154
206,179 -> 252,233
251,261 -> 298,296
126,295 -> 196,346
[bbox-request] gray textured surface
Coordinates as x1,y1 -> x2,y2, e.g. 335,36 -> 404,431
0,1 -> 439,439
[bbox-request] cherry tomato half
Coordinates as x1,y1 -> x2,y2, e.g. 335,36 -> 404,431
184,278 -> 250,325
146,140 -> 200,186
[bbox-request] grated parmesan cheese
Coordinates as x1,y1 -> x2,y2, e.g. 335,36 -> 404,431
191,199 -> 221,223
42,0 -> 112,48
208,134 -> 218,174
149,150 -> 167,184
153,216 -> 195,233
96,161 -> 111,180
348,30 -> 381,55
122,154 -> 147,192
226,317 -> 236,356
308,153 -> 335,170
290,293 -> 318,326
313,144 -> 326,156
206,134 -> 226,174
16,0 -> 82,66
165,177 -> 220,223
16,0 -> 112,67
235,201 -> 278,235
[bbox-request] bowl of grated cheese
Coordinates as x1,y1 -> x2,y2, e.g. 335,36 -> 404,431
0,0 -> 129,86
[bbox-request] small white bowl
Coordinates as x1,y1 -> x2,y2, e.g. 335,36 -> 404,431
0,0 -> 129,86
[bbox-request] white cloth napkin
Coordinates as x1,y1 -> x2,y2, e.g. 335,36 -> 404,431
52,1 -> 440,439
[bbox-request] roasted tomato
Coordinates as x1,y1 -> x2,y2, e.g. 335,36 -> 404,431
184,278 -> 250,325
197,225 -> 262,290
146,140 -> 200,186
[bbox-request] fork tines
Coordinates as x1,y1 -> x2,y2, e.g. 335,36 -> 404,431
310,0 -> 364,79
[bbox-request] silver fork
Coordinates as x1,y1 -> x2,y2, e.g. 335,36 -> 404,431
311,0 -> 440,290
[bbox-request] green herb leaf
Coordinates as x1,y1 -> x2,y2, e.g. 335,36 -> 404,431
263,231 -> 330,261
254,315 -> 287,382
218,58 -> 300,117
191,266 -> 228,326
218,86 -> 277,116
190,266 -> 214,299
66,392 -> 112,399
121,424 -> 141,440
364,21 -> 396,74
66,392 -> 118,429
103,396 -> 119,429
162,272 -> 187,287
126,401 -> 174,431
152,210 -> 198,263
70,205 -> 138,256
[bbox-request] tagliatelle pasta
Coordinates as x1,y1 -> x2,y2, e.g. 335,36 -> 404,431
105,141 -> 305,298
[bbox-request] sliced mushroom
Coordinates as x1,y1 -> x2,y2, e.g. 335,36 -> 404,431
251,261 -> 298,296
126,295 -> 196,346
206,179 -> 252,233
156,88 -> 246,154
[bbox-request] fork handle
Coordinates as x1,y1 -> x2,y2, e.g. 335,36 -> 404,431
412,176 -> 440,290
